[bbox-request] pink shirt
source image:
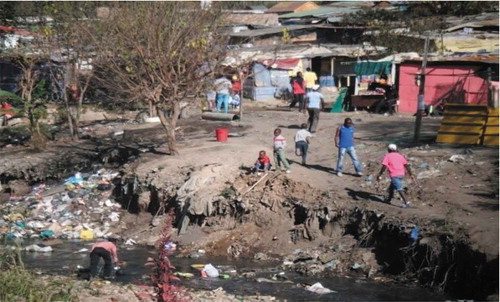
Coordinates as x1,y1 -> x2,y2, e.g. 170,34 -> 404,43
92,241 -> 118,262
381,152 -> 407,177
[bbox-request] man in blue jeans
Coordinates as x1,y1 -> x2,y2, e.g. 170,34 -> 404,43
335,118 -> 363,176
214,75 -> 232,113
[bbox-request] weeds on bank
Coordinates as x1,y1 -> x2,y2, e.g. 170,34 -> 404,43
0,250 -> 77,302
220,187 -> 236,199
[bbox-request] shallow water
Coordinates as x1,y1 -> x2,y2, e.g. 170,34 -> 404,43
16,240 -> 448,301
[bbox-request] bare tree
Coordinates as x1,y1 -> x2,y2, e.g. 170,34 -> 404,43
91,2 -> 229,155
14,56 -> 47,150
43,2 -> 98,140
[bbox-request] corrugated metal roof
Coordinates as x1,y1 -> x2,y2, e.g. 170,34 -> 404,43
229,25 -> 311,37
278,6 -> 360,22
445,12 -> 499,32
223,44 -> 384,66
446,18 -> 499,32
226,13 -> 279,26
279,6 -> 340,19
326,1 -> 374,8
266,2 -> 317,14
247,5 -> 268,11
403,54 -> 499,65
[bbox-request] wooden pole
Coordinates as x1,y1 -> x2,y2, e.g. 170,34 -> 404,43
413,35 -> 430,144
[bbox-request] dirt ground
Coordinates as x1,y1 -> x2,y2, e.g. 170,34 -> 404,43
4,101 -> 494,257
113,102 -> 498,260
1,100 -> 498,299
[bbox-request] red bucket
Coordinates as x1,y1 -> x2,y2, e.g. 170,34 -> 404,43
215,128 -> 228,142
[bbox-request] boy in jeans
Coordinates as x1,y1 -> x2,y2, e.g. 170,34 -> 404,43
294,123 -> 312,165
377,144 -> 415,208
273,128 -> 291,173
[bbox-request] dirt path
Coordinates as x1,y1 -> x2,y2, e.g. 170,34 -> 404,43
123,105 -> 497,259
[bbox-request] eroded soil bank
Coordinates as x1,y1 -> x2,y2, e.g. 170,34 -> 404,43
114,168 -> 498,301
1,107 -> 498,300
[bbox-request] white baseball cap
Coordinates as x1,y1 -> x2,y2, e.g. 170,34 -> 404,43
388,144 -> 397,151
313,84 -> 320,90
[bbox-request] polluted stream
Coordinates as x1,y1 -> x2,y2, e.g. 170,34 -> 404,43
18,241 -> 448,301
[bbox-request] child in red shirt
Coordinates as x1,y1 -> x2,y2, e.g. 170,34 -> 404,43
254,150 -> 271,174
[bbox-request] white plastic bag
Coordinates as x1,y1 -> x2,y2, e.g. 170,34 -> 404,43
306,282 -> 336,294
202,264 -> 219,278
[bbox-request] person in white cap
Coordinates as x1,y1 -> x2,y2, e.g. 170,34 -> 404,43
305,84 -> 324,133
376,144 -> 415,208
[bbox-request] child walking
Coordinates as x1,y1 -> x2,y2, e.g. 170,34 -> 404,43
295,123 -> 312,165
376,144 -> 415,208
273,128 -> 291,173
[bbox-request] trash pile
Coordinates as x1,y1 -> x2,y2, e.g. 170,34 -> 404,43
0,169 -> 122,244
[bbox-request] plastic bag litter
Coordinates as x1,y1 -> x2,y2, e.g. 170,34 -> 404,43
202,264 -> 219,278
65,172 -> 84,185
164,241 -> 177,252
306,282 -> 336,294
25,244 -> 53,253
109,212 -> 120,222
125,239 -> 136,246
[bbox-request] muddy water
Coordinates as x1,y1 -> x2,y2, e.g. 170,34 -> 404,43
18,241 -> 447,301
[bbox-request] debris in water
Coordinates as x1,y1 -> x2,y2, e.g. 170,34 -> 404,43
305,282 -> 336,294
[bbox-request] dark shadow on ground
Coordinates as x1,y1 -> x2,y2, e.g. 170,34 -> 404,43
468,192 -> 498,200
277,124 -> 301,129
472,201 -> 499,211
289,159 -> 333,173
345,187 -> 386,203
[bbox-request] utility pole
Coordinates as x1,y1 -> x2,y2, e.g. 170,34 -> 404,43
239,71 -> 245,121
413,35 -> 430,144
487,67 -> 492,107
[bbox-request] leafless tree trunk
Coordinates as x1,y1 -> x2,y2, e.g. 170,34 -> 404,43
157,102 -> 180,155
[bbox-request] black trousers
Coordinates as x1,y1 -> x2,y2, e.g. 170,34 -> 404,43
307,108 -> 320,133
290,94 -> 305,111
90,247 -> 113,277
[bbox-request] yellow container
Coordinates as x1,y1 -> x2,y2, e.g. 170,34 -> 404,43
79,229 -> 94,240
191,264 -> 205,270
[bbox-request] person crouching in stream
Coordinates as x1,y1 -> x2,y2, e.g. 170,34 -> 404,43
89,237 -> 120,280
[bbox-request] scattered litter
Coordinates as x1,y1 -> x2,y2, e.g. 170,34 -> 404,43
80,230 -> 94,240
351,262 -> 362,270
164,241 -> 177,252
417,169 -> 441,179
410,226 -> 420,242
174,272 -> 194,278
65,172 -> 83,185
125,238 -> 137,246
305,282 -> 336,294
39,230 -> 55,239
41,239 -> 63,246
191,264 -> 205,270
74,248 -> 89,253
202,264 -> 219,278
418,163 -> 429,169
108,212 -> 120,222
448,155 -> 465,163
25,244 -> 53,253
0,168 -> 122,243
